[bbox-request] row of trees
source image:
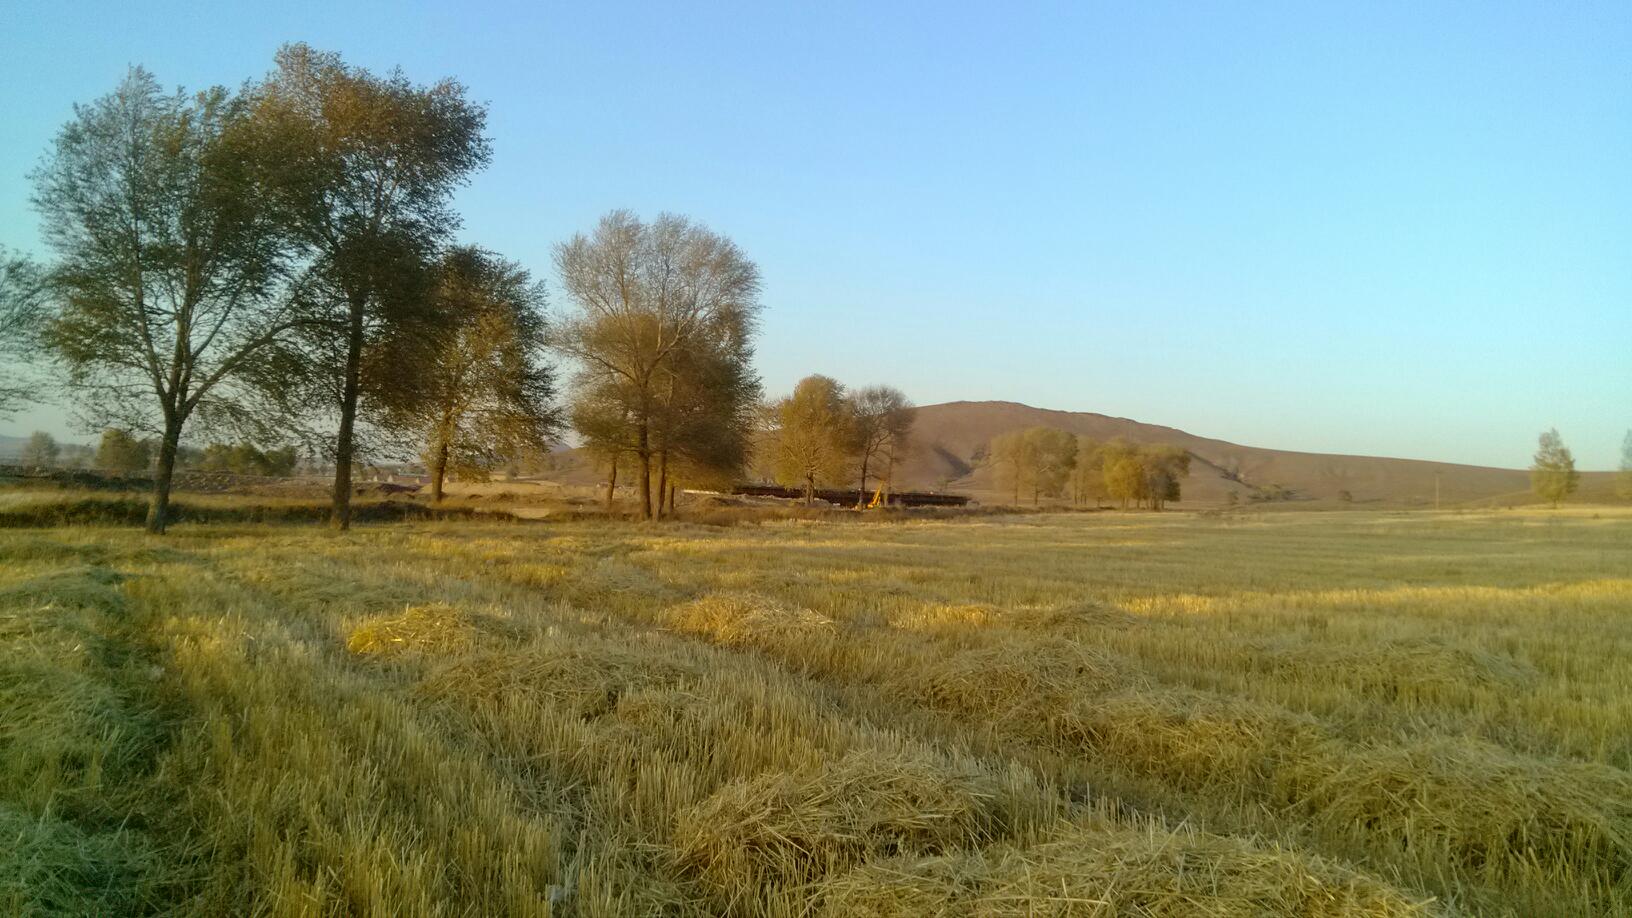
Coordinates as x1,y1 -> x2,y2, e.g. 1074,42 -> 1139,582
11,47 -> 848,530
16,429 -> 301,477
9,47 -> 558,532
991,428 -> 1192,510
767,375 -> 917,505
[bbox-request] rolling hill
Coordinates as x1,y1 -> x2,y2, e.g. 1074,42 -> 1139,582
893,401 -> 1616,507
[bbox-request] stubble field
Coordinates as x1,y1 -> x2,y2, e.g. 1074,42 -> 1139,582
3,506 -> 1629,916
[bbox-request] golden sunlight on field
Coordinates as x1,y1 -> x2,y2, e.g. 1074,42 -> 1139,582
3,509 -> 1629,916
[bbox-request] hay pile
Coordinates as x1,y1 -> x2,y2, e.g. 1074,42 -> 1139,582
1064,690 -> 1322,790
912,637 -> 1130,722
345,604 -> 481,657
419,637 -> 695,718
1286,737 -> 1632,880
671,749 -> 1011,897
665,592 -> 833,650
1025,599 -> 1140,630
1249,636 -> 1537,700
817,820 -> 1436,917
560,557 -> 677,609
891,602 -> 999,631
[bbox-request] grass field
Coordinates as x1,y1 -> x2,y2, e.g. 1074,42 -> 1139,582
2,506 -> 1629,915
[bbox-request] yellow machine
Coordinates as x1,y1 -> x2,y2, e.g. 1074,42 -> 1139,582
866,486 -> 885,509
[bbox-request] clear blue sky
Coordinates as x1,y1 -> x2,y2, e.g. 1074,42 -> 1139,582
2,1 -> 1628,468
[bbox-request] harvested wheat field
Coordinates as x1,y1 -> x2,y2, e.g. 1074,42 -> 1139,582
3,507 -> 1630,916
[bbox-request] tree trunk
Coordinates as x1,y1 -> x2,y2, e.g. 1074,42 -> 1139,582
883,455 -> 894,505
656,450 -> 669,521
331,297 -> 366,531
636,421 -> 653,520
145,411 -> 184,534
606,455 -> 618,510
666,482 -> 676,516
804,474 -> 815,506
430,440 -> 449,504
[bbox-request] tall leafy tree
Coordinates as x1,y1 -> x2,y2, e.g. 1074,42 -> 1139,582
0,248 -> 45,418
774,374 -> 852,505
96,428 -> 152,473
1529,428 -> 1578,508
245,44 -> 492,529
649,335 -> 761,516
32,69 -> 301,532
394,247 -> 560,502
846,385 -> 915,505
554,211 -> 762,520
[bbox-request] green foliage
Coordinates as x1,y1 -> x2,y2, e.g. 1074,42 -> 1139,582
394,247 -> 560,501
95,429 -> 150,474
1529,428 -> 1579,508
0,248 -> 44,418
195,442 -> 298,477
244,43 -> 493,528
31,67 -> 306,533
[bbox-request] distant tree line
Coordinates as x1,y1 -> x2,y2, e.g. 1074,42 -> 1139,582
14,428 -> 302,478
990,428 -> 1191,510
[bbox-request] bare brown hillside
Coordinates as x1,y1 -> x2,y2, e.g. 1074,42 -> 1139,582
894,401 -> 1616,507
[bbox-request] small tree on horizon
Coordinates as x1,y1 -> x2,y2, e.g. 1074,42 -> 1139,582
97,428 -> 151,473
20,431 -> 60,468
1530,428 -> 1579,509
1618,430 -> 1632,502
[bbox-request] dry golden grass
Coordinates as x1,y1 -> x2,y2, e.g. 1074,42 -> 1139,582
817,818 -> 1436,917
1,505 -> 1629,915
